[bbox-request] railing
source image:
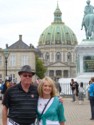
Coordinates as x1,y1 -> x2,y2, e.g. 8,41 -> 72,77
59,83 -> 88,97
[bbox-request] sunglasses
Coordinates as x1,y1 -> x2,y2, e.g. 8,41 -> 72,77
22,74 -> 32,78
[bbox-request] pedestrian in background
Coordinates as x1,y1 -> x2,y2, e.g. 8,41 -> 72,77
78,82 -> 84,104
1,79 -> 11,101
88,77 -> 94,120
86,80 -> 91,100
75,81 -> 79,102
70,79 -> 76,102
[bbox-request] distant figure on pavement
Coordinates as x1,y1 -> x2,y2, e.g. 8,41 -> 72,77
78,82 -> 84,104
75,81 -> 79,101
70,79 -> 76,102
88,77 -> 94,120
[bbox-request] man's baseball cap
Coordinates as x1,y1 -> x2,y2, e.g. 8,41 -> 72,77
18,65 -> 35,76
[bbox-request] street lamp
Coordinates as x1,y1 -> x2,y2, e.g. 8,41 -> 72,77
4,48 -> 9,77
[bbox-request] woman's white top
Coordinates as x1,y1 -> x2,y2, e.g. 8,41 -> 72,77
38,97 -> 60,125
79,87 -> 84,93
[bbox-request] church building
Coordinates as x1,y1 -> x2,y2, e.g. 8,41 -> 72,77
37,3 -> 78,80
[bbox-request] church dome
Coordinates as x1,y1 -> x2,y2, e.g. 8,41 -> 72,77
38,4 -> 78,46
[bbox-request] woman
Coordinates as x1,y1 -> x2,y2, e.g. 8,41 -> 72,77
78,82 -> 84,104
37,76 -> 66,125
88,77 -> 94,120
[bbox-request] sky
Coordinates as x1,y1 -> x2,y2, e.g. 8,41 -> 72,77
0,0 -> 94,49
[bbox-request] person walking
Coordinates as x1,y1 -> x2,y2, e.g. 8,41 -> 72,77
88,77 -> 94,120
70,79 -> 76,102
75,81 -> 79,102
78,82 -> 84,104
2,65 -> 39,125
37,76 -> 66,125
1,78 -> 11,101
86,80 -> 92,100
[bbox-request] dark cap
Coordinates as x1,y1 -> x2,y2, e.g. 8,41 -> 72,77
18,65 -> 35,76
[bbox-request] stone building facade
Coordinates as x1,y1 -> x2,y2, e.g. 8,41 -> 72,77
0,35 -> 35,82
0,3 -> 78,82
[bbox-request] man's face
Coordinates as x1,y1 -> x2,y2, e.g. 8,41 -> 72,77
20,72 -> 33,85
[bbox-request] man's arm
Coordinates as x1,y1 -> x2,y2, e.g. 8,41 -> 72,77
2,105 -> 8,125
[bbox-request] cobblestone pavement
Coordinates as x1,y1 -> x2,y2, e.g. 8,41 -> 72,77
63,98 -> 94,125
0,98 -> 94,125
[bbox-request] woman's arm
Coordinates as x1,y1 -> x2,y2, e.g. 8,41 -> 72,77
60,122 -> 65,125
57,101 -> 66,124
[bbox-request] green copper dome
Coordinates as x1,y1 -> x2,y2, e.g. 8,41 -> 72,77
38,4 -> 77,46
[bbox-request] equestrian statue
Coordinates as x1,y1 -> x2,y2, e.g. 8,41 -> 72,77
81,0 -> 94,40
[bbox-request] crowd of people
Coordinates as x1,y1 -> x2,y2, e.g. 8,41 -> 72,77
70,78 -> 94,120
0,78 -> 16,101
70,79 -> 85,104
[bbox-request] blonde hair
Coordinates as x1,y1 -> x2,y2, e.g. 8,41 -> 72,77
38,76 -> 58,97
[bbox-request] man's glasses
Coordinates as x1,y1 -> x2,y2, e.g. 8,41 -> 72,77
22,74 -> 32,78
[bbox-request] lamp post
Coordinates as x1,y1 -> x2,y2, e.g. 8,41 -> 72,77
4,48 -> 9,77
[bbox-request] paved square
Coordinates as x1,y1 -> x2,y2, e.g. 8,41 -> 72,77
0,98 -> 94,125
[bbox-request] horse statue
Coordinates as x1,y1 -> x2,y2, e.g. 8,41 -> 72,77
81,14 -> 94,40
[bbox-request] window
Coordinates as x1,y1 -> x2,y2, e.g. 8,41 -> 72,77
51,52 -> 54,62
45,52 -> 49,60
67,52 -> 71,62
67,40 -> 71,45
56,52 -> 61,62
45,33 -> 51,45
64,70 -> 68,78
46,40 -> 50,45
65,32 -> 71,45
56,70 -> 62,76
10,55 -> 16,66
0,74 -> 2,82
10,74 -> 16,83
49,70 -> 54,76
55,31 -> 61,44
21,55 -> 29,66
0,56 -> 2,65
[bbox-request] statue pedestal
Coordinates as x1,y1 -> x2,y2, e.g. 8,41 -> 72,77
75,40 -> 94,83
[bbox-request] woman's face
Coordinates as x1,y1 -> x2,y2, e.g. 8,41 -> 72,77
42,80 -> 52,97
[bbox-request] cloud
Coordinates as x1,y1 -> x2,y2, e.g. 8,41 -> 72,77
0,0 -> 94,48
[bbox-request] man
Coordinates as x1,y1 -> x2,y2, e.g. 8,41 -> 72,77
88,77 -> 94,120
1,78 -> 11,101
70,79 -> 76,102
2,65 -> 39,125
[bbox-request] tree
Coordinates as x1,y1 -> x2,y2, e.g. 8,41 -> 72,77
36,56 -> 47,79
